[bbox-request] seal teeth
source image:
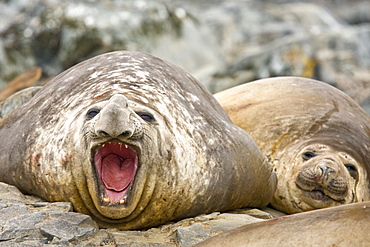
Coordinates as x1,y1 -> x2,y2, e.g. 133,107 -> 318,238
119,199 -> 126,204
102,144 -> 105,147
103,197 -> 110,203
125,144 -> 128,149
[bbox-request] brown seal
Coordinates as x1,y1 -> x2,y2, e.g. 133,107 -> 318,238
0,51 -> 276,230
195,201 -> 370,246
215,77 -> 370,214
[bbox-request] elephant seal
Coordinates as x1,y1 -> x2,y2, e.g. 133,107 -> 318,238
195,201 -> 370,247
0,51 -> 276,230
214,77 -> 370,214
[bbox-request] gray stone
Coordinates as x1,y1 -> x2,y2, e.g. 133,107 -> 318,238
0,87 -> 42,118
0,0 -> 222,90
0,0 -> 369,112
26,202 -> 73,214
176,213 -> 264,247
0,182 -> 106,246
111,229 -> 176,247
0,183 -> 274,246
0,182 -> 30,203
200,1 -> 370,111
107,211 -> 269,246
0,211 -> 49,241
39,213 -> 98,242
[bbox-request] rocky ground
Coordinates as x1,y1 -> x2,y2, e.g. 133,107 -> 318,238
0,182 -> 285,246
0,0 -> 369,112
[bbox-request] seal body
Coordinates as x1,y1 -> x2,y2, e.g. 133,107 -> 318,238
215,77 -> 370,214
0,51 -> 276,229
195,201 -> 370,247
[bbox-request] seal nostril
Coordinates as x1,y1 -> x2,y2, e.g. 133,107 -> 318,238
98,130 -> 109,137
318,164 -> 336,181
319,165 -> 327,173
120,131 -> 132,137
313,165 -> 327,182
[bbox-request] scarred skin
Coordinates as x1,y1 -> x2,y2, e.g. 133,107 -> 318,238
0,51 -> 277,230
215,77 -> 370,214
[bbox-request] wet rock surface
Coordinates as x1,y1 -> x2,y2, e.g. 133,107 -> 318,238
0,182 -> 282,246
0,0 -> 369,112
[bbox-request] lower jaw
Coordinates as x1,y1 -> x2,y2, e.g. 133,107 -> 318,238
303,190 -> 330,201
302,190 -> 347,205
99,185 -> 131,206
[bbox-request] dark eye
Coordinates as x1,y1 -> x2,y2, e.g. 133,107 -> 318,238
137,112 -> 155,122
345,164 -> 358,179
86,108 -> 100,119
302,151 -> 316,160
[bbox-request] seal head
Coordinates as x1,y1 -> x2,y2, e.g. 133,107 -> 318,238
0,51 -> 276,229
215,77 -> 370,213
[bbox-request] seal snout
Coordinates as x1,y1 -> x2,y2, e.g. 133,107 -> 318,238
296,153 -> 353,203
94,94 -> 143,140
315,163 -> 336,182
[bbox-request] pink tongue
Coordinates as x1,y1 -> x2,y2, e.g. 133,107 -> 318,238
101,154 -> 135,191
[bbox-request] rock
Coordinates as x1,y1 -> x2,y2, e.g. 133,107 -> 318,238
0,67 -> 41,101
0,182 -> 115,246
0,0 -> 369,112
109,229 -> 176,247
0,209 -> 98,244
211,33 -> 316,92
108,211 -> 268,246
0,182 -> 31,203
328,0 -> 370,25
200,1 -> 370,111
0,182 -> 277,246
175,213 -> 264,247
0,0 -> 222,91
0,86 -> 42,118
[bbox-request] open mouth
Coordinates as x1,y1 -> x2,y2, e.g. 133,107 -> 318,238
302,190 -> 330,201
300,186 -> 346,203
93,142 -> 138,205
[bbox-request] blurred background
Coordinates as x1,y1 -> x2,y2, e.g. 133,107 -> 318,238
0,0 -> 369,113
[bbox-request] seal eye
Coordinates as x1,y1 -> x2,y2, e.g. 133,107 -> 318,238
345,164 -> 358,179
137,112 -> 155,122
302,151 -> 316,160
86,108 -> 100,119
